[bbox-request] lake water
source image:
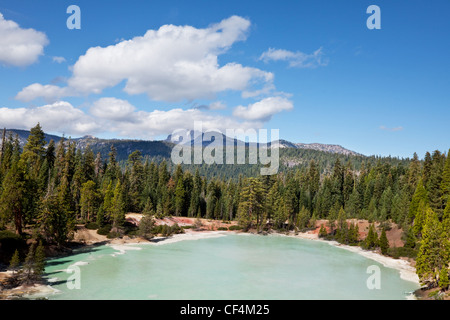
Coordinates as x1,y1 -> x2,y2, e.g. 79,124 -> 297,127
43,233 -> 419,300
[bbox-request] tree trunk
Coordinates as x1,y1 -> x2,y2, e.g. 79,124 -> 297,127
14,208 -> 22,235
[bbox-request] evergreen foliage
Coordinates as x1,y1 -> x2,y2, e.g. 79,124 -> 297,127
0,124 -> 448,288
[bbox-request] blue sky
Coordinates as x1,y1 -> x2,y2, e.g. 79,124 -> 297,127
0,0 -> 449,159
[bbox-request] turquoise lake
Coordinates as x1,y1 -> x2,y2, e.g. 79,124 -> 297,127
43,234 -> 420,300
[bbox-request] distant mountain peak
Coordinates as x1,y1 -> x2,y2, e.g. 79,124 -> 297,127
1,128 -> 362,158
277,139 -> 361,156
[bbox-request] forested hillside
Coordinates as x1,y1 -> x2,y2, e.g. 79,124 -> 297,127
0,124 -> 449,290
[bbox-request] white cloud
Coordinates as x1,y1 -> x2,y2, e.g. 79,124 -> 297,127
0,101 -> 99,135
15,83 -> 70,103
90,97 -> 136,120
1,95 -> 293,140
380,125 -> 404,132
52,56 -> 66,63
209,101 -> 227,110
233,96 -> 293,121
87,98 -> 262,139
17,16 -> 274,102
0,13 -> 48,67
260,47 -> 327,68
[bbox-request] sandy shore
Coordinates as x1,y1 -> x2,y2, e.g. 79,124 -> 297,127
284,230 -> 420,285
108,230 -> 230,251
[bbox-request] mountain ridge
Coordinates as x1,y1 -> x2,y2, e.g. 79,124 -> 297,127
0,128 -> 363,159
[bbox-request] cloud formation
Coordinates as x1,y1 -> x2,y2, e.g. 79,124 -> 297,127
89,98 -> 263,138
0,98 -> 272,139
379,125 -> 404,132
233,96 -> 293,121
0,101 -> 99,135
52,56 -> 66,64
15,83 -> 70,103
17,16 -> 274,103
259,47 -> 327,68
0,13 -> 48,67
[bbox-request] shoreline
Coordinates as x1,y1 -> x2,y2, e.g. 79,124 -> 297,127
284,231 -> 420,285
1,228 -> 421,300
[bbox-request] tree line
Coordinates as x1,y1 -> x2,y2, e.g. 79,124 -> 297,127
0,124 -> 449,290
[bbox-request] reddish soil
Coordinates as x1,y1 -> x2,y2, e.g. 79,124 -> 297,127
313,219 -> 405,247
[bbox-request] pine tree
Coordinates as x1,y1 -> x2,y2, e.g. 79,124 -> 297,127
23,243 -> 36,284
439,268 -> 449,291
80,180 -> 99,222
139,214 -> 155,240
408,179 -> 428,222
365,224 -> 378,250
442,202 -> 450,236
348,222 -> 360,245
379,228 -> 389,255
440,149 -> 450,205
46,139 -> 56,169
22,123 -> 46,179
112,181 -> 126,228
127,150 -> 145,212
0,160 -> 26,234
237,178 -> 265,231
416,208 -> 445,286
318,224 -> 328,238
427,150 -> 445,215
34,241 -> 46,279
9,249 -> 20,274
407,152 -> 421,190
57,160 -> 73,243
412,200 -> 428,238
174,177 -> 186,216
403,226 -> 417,249
336,207 -> 348,243
422,152 -> 432,187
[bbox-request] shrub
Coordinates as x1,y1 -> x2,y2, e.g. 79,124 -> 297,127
217,227 -> 227,231
97,224 -> 112,236
387,247 -> 418,259
228,225 -> 243,231
0,230 -> 21,241
85,222 -> 99,230
107,231 -> 121,239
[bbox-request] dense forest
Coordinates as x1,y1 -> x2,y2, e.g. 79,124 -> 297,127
0,124 -> 449,291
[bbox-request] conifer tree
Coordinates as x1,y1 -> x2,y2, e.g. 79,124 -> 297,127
127,150 -> 145,212
439,268 -> 449,291
112,181 -> 126,228
336,207 -> 348,243
34,241 -> 46,279
318,224 -> 328,238
80,180 -> 99,222
416,209 -> 445,286
103,181 -> 114,224
440,150 -> 450,205
237,178 -> 265,231
0,160 -> 26,234
365,224 -> 378,249
23,243 -> 36,284
408,179 -> 428,222
427,150 -> 445,215
175,176 -> 186,216
422,152 -> 432,187
379,228 -> 389,255
9,249 -> 20,275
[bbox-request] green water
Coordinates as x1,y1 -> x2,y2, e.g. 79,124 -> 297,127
43,234 -> 419,300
